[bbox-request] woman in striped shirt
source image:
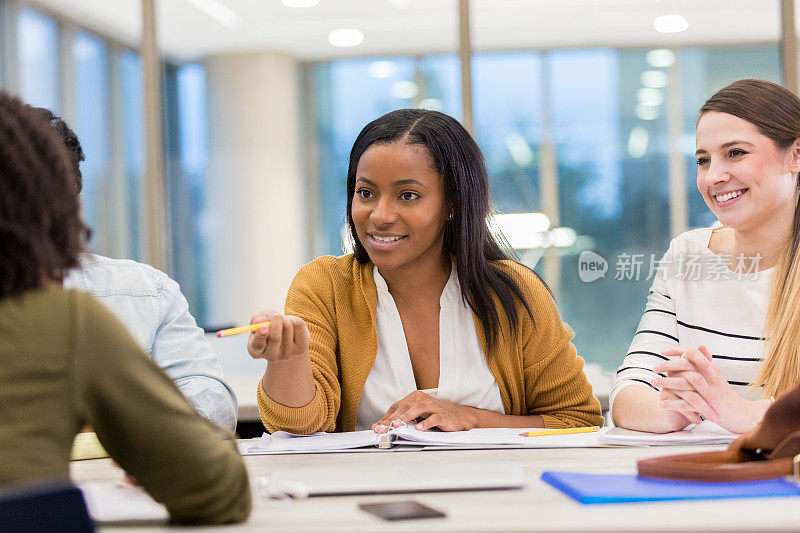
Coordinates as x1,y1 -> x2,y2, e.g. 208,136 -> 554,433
611,79 -> 800,434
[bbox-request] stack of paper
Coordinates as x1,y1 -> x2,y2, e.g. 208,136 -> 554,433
598,421 -> 738,446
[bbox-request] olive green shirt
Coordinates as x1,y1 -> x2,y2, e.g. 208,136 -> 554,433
0,288 -> 251,525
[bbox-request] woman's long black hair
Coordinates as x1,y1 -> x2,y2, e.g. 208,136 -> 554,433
346,108 -> 541,352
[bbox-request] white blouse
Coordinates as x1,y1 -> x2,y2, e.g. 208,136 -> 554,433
354,262 -> 505,430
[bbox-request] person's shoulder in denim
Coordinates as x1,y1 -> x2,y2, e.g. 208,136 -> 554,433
63,253 -> 237,432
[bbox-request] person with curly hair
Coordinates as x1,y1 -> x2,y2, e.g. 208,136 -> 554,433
0,91 -> 251,525
33,107 -> 238,432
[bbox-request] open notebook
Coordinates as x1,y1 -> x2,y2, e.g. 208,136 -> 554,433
238,424 -> 608,455
597,421 -> 739,446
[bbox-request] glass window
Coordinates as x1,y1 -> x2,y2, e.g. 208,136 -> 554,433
18,8 -> 58,111
120,50 -> 145,261
73,31 -> 110,253
681,45 -> 782,229
552,48 -> 670,370
0,2 -> 4,86
473,51 -> 543,215
165,63 -> 209,323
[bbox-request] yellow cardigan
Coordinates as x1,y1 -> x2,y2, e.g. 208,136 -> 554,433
257,255 -> 603,433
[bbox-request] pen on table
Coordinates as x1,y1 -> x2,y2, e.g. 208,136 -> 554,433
216,321 -> 271,337
518,426 -> 600,437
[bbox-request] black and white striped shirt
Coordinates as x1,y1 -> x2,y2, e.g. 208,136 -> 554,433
610,227 -> 771,412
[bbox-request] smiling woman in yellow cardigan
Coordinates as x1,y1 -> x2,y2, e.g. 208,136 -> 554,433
256,255 -> 602,433
250,109 -> 602,434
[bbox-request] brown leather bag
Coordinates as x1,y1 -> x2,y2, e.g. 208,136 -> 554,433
637,386 -> 800,482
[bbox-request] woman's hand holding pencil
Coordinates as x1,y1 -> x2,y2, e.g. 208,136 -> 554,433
244,310 -> 310,364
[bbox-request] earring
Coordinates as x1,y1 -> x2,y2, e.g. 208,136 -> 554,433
448,213 -> 454,220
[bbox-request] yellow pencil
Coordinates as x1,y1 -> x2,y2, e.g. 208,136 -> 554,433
518,426 -> 600,437
216,321 -> 271,338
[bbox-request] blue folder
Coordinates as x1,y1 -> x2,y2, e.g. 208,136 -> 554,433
541,471 -> 800,504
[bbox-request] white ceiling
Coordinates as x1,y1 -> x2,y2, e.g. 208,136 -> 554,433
29,0 -> 782,61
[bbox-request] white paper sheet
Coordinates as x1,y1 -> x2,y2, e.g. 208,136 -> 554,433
79,482 -> 168,524
597,421 -> 738,446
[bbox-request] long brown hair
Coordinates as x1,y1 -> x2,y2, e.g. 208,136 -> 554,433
699,79 -> 800,397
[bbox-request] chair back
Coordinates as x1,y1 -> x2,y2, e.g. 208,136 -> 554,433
0,481 -> 94,533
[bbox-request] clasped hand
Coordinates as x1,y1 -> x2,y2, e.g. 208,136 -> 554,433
371,391 -> 477,433
652,345 -> 761,434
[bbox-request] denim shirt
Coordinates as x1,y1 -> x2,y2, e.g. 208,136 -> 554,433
64,253 -> 237,431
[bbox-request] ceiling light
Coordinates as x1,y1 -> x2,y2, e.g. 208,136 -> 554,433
646,49 -> 676,68
328,29 -> 364,48
635,105 -> 660,121
281,0 -> 320,6
492,213 -> 551,249
549,227 -> 577,248
504,132 -> 534,167
637,88 -> 663,106
640,70 -> 668,88
391,80 -> 418,99
627,127 -> 649,158
183,0 -> 240,27
653,14 -> 689,34
368,60 -> 398,79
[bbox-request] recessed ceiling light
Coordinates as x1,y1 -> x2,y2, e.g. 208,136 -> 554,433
635,104 -> 660,121
653,14 -> 689,33
637,88 -> 663,107
183,0 -> 240,27
328,29 -> 364,47
391,80 -> 419,99
505,132 -> 534,167
492,213 -> 551,249
646,49 -> 676,68
281,0 -> 320,6
368,61 -> 398,79
549,227 -> 577,248
641,70 -> 668,89
627,126 -> 649,159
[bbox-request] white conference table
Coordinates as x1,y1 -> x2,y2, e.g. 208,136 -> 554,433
70,445 -> 800,532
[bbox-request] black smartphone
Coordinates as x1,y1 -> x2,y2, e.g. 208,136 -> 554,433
359,500 -> 446,521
